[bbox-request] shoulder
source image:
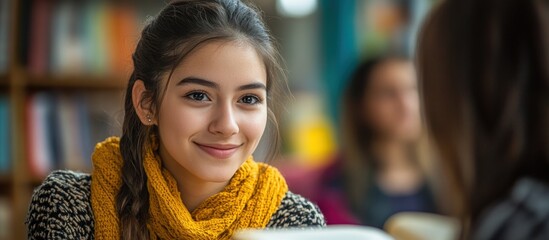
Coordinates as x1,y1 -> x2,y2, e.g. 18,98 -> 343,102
37,169 -> 91,188
267,191 -> 326,228
26,170 -> 94,239
473,178 -> 549,240
29,170 -> 92,201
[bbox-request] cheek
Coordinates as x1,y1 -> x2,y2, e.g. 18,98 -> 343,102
401,94 -> 421,128
238,108 -> 267,145
157,98 -> 204,145
409,101 -> 421,124
364,99 -> 395,127
405,90 -> 420,111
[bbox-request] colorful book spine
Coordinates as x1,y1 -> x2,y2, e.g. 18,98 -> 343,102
28,0 -> 52,75
0,95 -> 10,173
57,95 -> 89,171
75,96 -> 93,167
27,93 -> 54,176
0,0 -> 9,73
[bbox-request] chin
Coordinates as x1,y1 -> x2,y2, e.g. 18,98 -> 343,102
193,162 -> 244,183
196,171 -> 236,183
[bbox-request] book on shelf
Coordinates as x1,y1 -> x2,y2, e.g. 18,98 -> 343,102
28,0 -> 53,75
26,92 -> 120,177
0,0 -> 10,73
27,93 -> 55,176
50,1 -> 86,74
27,0 -> 138,76
0,95 -> 10,173
57,94 -> 90,170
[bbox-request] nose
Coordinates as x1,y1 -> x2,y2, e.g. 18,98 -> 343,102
208,102 -> 239,137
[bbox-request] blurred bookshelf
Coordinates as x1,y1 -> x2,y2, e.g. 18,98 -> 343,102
26,75 -> 127,90
0,0 -> 164,238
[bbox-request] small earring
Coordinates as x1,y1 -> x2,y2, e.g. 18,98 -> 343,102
146,114 -> 152,123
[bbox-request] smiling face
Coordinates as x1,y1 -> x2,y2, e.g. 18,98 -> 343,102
155,40 -> 268,183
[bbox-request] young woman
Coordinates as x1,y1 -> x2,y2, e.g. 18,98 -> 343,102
417,0 -> 549,239
314,56 -> 436,228
26,0 -> 325,239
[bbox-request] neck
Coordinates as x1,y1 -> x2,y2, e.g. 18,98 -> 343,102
174,170 -> 228,212
370,139 -> 412,170
158,145 -> 228,212
370,138 -> 423,194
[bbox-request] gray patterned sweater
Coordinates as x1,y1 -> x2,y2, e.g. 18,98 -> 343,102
26,170 -> 325,239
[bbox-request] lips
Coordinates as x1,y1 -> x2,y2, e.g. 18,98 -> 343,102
194,142 -> 242,159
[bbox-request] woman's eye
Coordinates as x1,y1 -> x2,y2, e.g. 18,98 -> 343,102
239,95 -> 261,105
185,92 -> 211,101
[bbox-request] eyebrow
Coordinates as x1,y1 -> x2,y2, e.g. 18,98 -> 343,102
237,82 -> 267,91
176,77 -> 266,91
177,77 -> 219,89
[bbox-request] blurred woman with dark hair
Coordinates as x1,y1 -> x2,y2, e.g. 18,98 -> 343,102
314,56 -> 437,228
417,0 -> 549,239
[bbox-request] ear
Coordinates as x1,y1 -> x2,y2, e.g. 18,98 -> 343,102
132,80 -> 156,125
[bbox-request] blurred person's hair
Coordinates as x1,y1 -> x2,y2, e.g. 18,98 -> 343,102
340,55 -> 431,215
417,0 -> 549,237
116,0 -> 288,239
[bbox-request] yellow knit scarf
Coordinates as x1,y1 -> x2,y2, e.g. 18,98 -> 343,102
90,137 -> 288,239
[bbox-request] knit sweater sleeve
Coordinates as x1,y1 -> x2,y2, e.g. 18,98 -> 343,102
26,170 -> 94,239
266,191 -> 326,228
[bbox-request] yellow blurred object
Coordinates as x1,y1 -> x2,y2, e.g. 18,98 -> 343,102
290,117 -> 336,165
286,93 -> 337,166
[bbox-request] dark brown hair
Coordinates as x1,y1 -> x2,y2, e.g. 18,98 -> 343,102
116,0 -> 287,239
417,0 -> 549,236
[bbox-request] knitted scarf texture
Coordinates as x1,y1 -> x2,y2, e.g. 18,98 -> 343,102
91,137 -> 288,239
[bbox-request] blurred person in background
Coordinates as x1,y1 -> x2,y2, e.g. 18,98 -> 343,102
417,0 -> 549,239
314,55 -> 437,228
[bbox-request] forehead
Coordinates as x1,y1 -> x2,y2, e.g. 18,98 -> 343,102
369,60 -> 415,86
166,40 -> 267,88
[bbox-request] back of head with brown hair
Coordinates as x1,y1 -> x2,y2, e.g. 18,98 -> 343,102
417,0 -> 549,236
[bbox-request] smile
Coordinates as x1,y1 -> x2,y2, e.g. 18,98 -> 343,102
194,142 -> 243,159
